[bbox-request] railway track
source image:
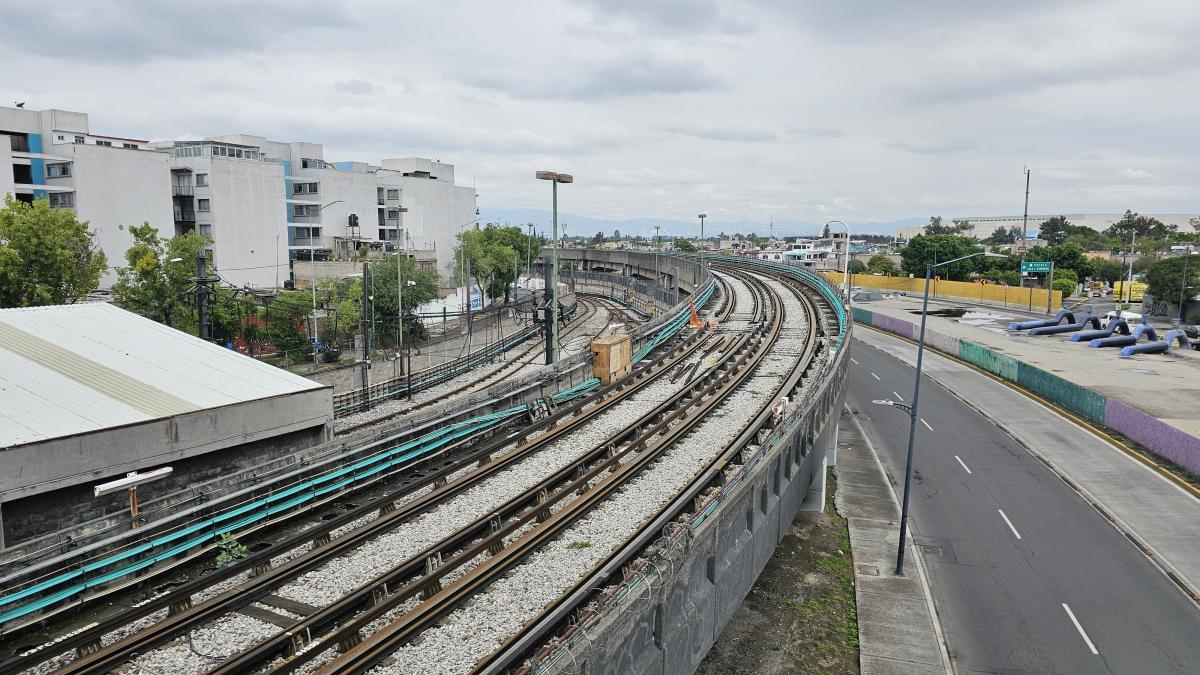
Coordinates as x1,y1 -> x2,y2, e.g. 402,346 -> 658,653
5,280 -> 733,674
335,297 -> 618,436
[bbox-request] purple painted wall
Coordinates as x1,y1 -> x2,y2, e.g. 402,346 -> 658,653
871,313 -> 915,340
1105,399 -> 1200,475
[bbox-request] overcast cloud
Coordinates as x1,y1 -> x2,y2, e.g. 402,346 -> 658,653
3,0 -> 1198,231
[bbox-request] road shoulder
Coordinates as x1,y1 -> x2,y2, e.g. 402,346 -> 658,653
836,414 -> 952,675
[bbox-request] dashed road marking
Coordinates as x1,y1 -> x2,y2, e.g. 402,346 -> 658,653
998,509 -> 1022,540
1062,603 -> 1099,655
955,455 -> 972,474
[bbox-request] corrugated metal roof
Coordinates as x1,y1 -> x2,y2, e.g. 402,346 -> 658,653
0,303 -> 327,448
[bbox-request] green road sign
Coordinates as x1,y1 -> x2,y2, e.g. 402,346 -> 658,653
1021,261 -> 1051,273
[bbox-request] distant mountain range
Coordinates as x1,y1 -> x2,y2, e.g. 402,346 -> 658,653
478,208 -> 925,238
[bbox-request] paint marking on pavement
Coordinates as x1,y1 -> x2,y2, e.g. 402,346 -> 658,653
997,509 -> 1022,540
1062,603 -> 1099,655
920,418 -> 933,432
850,357 -> 859,365
893,391 -> 904,402
954,455 -> 973,474
870,372 -> 881,380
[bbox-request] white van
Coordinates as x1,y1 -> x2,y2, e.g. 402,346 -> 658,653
1100,310 -> 1142,328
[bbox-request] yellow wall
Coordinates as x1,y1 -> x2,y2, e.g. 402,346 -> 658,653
824,272 -> 1063,309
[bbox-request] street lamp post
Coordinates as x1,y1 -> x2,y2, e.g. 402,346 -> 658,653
697,213 -> 707,267
878,250 -> 1007,576
655,224 -> 662,289
1180,245 -> 1195,324
395,207 -> 409,350
536,171 -> 573,365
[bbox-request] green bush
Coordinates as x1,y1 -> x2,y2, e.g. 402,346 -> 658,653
216,533 -> 248,567
1052,279 -> 1076,297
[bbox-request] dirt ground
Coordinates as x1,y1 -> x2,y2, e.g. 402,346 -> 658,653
697,470 -> 859,675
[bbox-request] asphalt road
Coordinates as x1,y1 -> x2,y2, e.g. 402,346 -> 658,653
847,337 -> 1200,674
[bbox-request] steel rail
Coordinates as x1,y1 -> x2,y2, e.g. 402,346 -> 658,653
482,265 -> 827,673
316,270 -> 780,674
42,323 -> 711,675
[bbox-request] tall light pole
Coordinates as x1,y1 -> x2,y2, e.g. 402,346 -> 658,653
655,224 -> 662,287
536,170 -> 573,364
395,206 -> 409,349
1180,245 -> 1195,324
526,222 -> 535,279
697,213 -> 707,267
825,220 -> 850,298
876,250 -> 1007,576
1021,166 -> 1031,241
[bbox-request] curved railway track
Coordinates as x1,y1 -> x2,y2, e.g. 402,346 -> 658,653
335,297 -> 618,436
3,279 -> 736,675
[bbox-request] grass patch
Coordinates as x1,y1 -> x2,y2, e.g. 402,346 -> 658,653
566,540 -> 592,550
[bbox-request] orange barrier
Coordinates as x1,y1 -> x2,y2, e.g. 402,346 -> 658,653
823,272 -> 1062,309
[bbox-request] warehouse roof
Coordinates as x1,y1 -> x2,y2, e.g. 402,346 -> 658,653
0,303 -> 327,448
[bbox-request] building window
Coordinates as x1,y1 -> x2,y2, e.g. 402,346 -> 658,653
123,143 -> 139,150
197,198 -> 211,212
74,135 -> 85,144
292,182 -> 318,195
48,192 -> 75,208
57,135 -> 64,141
378,229 -> 386,240
196,173 -> 208,187
198,224 -> 212,236
95,140 -> 112,147
387,210 -> 399,220
387,189 -> 399,200
47,163 -> 72,178
293,204 -> 319,218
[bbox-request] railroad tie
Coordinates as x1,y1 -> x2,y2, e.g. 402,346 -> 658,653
536,488 -> 552,523
76,638 -> 103,659
421,554 -> 444,600
168,596 -> 193,617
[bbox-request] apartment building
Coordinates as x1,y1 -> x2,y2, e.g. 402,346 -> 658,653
178,135 -> 476,282
0,106 -> 174,287
1,105 -> 479,291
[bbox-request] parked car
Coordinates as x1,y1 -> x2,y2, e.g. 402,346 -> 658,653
1100,310 -> 1142,328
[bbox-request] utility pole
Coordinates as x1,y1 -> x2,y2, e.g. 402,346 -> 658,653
194,248 -> 214,341
698,213 -> 707,267
1021,166 -> 1031,243
1124,231 -> 1137,304
360,261 -> 370,400
536,171 -> 573,364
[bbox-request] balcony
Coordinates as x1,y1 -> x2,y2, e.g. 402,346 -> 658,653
174,210 -> 196,223
172,185 -> 194,196
292,214 -> 321,224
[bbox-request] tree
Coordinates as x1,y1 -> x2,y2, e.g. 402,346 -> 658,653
368,254 -> 440,344
1093,259 -> 1125,284
1047,242 -> 1094,279
867,254 -> 897,275
612,229 -> 621,241
0,195 -> 108,307
592,231 -> 606,245
847,259 -> 867,274
1144,255 -> 1200,309
112,224 -> 208,326
1104,210 -> 1176,245
674,237 -> 697,253
983,226 -> 1019,245
455,224 -> 535,304
924,217 -> 974,237
1039,216 -> 1074,245
1053,278 -> 1077,297
899,235 -> 980,281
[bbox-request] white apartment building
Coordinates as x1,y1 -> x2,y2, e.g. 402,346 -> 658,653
2,105 -> 479,291
162,135 -> 477,285
0,106 -> 174,287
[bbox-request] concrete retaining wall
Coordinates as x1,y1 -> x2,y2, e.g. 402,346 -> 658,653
532,261 -> 849,675
852,308 -> 1200,475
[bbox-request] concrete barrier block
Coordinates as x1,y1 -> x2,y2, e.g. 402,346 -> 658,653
1015,362 -> 1106,425
923,328 -> 960,356
958,339 -> 1019,381
1105,399 -> 1200,475
871,313 -> 915,340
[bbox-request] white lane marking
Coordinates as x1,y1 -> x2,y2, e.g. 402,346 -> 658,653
892,391 -> 904,401
870,372 -> 881,380
954,455 -> 973,474
920,418 -> 933,432
850,357 -> 859,364
997,509 -> 1022,539
1062,603 -> 1099,655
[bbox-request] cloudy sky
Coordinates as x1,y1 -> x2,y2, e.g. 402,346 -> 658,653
3,0 -> 1198,231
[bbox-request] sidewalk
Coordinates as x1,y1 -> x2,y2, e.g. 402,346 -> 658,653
836,416 -> 951,674
855,327 -> 1200,600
